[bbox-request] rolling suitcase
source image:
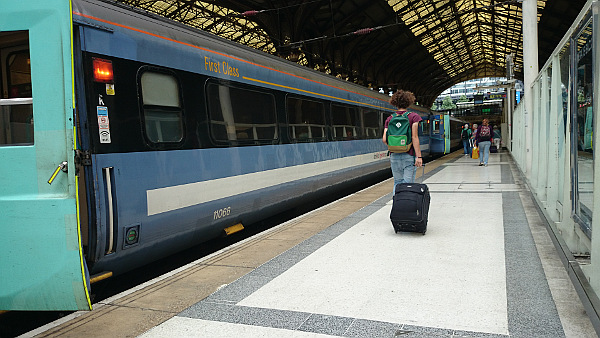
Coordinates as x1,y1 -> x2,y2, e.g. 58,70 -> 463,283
390,166 -> 430,235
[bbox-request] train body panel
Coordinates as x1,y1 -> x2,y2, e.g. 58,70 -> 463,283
0,0 -> 92,311
430,113 -> 465,154
88,142 -> 389,274
70,0 -> 397,279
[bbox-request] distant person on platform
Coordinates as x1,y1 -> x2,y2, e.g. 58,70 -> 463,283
493,125 -> 501,150
470,123 -> 478,157
382,90 -> 423,192
461,123 -> 472,156
475,119 -> 493,166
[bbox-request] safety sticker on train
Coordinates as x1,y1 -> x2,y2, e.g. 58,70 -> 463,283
97,106 -> 112,144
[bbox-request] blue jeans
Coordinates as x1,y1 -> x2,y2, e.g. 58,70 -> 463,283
478,141 -> 491,165
462,139 -> 470,155
390,152 -> 416,193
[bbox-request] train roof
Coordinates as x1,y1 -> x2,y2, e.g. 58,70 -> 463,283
73,0 -> 396,110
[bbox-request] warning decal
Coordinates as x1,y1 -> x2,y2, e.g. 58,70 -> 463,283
97,106 -> 111,144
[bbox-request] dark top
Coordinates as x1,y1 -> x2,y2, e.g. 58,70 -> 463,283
475,124 -> 493,143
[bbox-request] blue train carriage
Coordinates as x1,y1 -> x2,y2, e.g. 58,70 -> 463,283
0,0 -> 395,311
429,112 -> 464,154
407,105 -> 432,158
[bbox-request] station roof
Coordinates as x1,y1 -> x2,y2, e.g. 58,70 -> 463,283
115,0 -> 586,106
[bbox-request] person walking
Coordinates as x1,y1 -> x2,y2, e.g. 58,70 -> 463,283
470,123 -> 478,159
460,123 -> 472,156
475,118 -> 493,166
382,90 -> 423,192
492,125 -> 501,150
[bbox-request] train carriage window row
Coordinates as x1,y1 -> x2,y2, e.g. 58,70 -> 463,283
131,64 -> 393,149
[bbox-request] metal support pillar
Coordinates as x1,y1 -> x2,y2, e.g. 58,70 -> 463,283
506,53 -> 514,151
522,0 -> 539,175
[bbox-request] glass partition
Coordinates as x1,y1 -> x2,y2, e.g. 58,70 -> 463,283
558,42 -> 570,204
572,16 -> 594,236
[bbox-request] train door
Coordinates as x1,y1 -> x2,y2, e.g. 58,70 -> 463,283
443,114 -> 451,153
0,1 -> 92,310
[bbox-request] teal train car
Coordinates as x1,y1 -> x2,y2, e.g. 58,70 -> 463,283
0,0 -> 92,311
429,113 -> 464,154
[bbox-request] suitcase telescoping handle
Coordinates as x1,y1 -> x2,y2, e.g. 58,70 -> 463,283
419,163 -> 426,184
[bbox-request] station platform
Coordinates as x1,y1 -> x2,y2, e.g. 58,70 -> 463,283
26,151 -> 597,338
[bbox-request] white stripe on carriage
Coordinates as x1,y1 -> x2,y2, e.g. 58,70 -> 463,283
146,151 -> 388,216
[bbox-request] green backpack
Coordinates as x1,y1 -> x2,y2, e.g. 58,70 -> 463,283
387,111 -> 412,153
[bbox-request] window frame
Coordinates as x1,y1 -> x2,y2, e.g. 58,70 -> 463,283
205,79 -> 278,146
360,108 -> 382,140
136,66 -> 186,148
570,12 -> 595,238
331,103 -> 361,141
285,94 -> 328,143
0,32 -> 33,146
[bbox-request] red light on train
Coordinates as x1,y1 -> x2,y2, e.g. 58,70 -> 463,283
93,58 -> 114,83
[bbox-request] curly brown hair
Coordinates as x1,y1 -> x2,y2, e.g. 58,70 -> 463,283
389,90 -> 416,109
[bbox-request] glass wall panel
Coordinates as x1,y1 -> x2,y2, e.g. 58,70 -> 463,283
558,42 -> 570,203
572,17 -> 594,235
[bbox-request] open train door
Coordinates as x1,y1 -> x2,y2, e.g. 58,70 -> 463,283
0,0 -> 92,310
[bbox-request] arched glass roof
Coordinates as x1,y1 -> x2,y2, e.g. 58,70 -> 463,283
117,0 -> 276,53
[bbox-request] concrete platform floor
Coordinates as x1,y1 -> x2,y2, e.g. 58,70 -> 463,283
25,151 -> 597,338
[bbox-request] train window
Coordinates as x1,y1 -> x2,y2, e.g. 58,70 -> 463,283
0,31 -> 33,146
432,119 -> 440,134
139,70 -> 184,143
361,109 -> 380,139
331,104 -> 360,140
286,96 -> 326,142
6,51 -> 31,98
420,119 -> 430,135
206,82 -> 277,143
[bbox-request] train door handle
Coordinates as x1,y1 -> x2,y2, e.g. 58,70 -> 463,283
104,167 -> 117,254
47,161 -> 68,184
